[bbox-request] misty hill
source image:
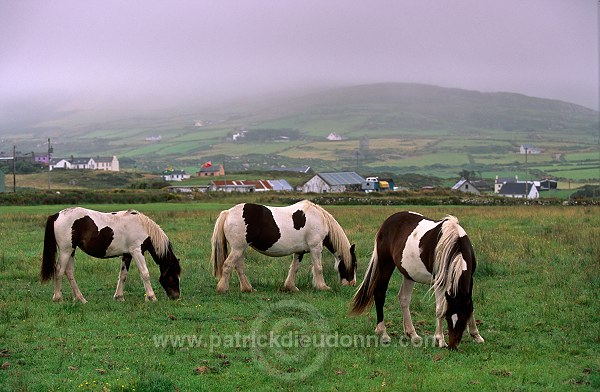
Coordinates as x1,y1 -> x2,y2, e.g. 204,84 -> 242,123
250,83 -> 598,138
1,83 -> 598,180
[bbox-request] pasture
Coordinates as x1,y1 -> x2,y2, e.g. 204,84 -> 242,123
0,202 -> 598,391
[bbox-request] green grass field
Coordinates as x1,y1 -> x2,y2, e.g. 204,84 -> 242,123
0,203 -> 598,391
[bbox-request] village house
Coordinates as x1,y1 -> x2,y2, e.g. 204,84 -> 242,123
495,175 -> 519,193
197,163 -> 225,177
301,172 -> 365,193
162,170 -> 191,181
520,144 -> 541,154
210,179 -> 293,192
49,156 -> 120,171
498,182 -> 539,199
451,178 -> 482,195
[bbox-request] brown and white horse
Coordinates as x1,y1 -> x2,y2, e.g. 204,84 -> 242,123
211,200 -> 357,293
41,207 -> 181,303
351,211 -> 484,349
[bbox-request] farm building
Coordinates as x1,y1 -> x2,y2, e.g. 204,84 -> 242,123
451,178 -> 481,195
301,172 -> 365,193
210,179 -> 293,192
520,144 -> 541,154
537,179 -> 558,191
162,170 -> 191,181
495,176 -> 519,193
498,182 -> 539,199
49,156 -> 120,171
197,163 -> 225,177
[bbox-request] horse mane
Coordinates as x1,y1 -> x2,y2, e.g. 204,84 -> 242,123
431,215 -> 466,315
302,200 -> 353,270
131,210 -> 170,257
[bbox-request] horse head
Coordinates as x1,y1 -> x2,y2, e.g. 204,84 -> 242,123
157,243 -> 181,300
444,236 -> 476,349
336,244 -> 357,286
445,289 -> 473,349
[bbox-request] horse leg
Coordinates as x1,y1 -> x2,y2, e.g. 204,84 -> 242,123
283,253 -> 303,292
113,254 -> 132,301
132,250 -> 157,301
398,278 -> 420,344
235,257 -> 254,293
434,294 -> 448,348
373,260 -> 396,344
65,255 -> 87,303
52,251 -> 71,302
216,249 -> 243,293
467,311 -> 485,343
434,317 -> 448,348
310,246 -> 330,290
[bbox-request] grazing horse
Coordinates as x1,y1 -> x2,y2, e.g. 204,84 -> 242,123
211,200 -> 357,293
41,207 -> 181,303
350,211 -> 484,349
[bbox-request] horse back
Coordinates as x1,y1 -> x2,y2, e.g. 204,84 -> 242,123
377,211 -> 443,283
226,202 -> 323,255
54,207 -> 142,258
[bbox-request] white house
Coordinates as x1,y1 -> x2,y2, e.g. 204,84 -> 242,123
49,156 -> 120,171
498,182 -> 539,199
326,132 -> 342,141
95,156 -> 120,171
162,170 -> 191,181
520,144 -> 541,154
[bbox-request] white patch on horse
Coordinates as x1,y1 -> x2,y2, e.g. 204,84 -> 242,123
461,258 -> 468,271
451,313 -> 458,328
401,219 -> 439,283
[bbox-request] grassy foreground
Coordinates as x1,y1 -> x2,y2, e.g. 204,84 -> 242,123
0,203 -> 598,391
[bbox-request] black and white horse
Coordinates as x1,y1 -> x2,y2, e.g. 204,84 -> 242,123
351,211 -> 484,349
211,200 -> 357,293
41,207 -> 181,303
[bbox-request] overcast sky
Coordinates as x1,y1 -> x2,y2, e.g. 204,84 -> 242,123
1,0 -> 598,123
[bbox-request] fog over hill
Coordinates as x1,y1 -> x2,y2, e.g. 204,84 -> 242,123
255,83 -> 599,136
1,83 -> 598,139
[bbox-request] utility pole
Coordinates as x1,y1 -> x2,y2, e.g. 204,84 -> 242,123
12,145 -> 16,192
47,138 -> 53,190
524,146 -> 529,199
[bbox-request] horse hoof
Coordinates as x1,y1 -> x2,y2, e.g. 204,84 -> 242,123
411,335 -> 422,345
52,296 -> 63,303
316,285 -> 331,291
76,297 -> 88,304
283,285 -> 300,292
145,295 -> 157,302
216,286 -> 229,294
113,295 -> 125,302
240,287 -> 254,293
473,335 -> 485,344
380,335 -> 391,344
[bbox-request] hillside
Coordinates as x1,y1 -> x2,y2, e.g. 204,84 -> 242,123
257,83 -> 598,137
2,83 -> 598,180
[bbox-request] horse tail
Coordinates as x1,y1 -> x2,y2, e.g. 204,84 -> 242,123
350,244 -> 379,316
40,213 -> 59,282
211,210 -> 229,279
